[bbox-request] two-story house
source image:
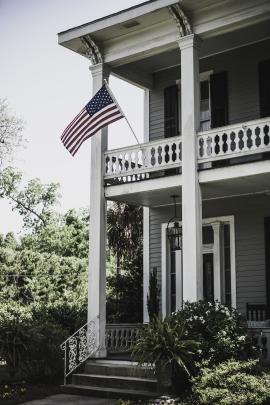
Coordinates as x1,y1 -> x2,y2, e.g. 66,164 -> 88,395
58,0 -> 270,394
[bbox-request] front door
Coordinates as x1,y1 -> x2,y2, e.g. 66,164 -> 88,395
164,216 -> 235,317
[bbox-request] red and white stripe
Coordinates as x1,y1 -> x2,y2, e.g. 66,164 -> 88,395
61,103 -> 123,156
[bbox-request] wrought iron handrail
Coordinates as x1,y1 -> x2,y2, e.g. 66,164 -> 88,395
60,319 -> 97,385
60,322 -> 143,384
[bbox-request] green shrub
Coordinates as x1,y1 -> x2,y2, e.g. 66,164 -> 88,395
172,301 -> 254,365
190,359 -> 270,405
132,317 -> 199,376
0,302 -> 69,380
0,382 -> 26,402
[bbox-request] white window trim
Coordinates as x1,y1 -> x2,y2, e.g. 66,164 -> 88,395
176,70 -> 214,134
161,215 -> 236,318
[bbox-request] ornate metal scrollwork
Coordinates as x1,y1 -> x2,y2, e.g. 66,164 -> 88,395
168,3 -> 192,37
61,320 -> 97,383
79,34 -> 103,64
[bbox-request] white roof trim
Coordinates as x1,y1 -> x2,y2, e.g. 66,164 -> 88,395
58,0 -> 178,43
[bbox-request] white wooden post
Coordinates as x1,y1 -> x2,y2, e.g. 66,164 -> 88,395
88,63 -> 110,357
212,222 -> 222,301
143,88 -> 150,323
179,34 -> 203,302
143,207 -> 150,323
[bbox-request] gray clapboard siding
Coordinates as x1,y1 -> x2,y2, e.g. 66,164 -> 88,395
149,194 -> 270,315
149,39 -> 270,141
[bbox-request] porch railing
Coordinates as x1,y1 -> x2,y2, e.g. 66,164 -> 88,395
197,117 -> 270,163
60,322 -> 143,384
104,135 -> 182,183
105,323 -> 143,353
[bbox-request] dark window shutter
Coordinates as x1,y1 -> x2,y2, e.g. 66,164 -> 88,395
259,59 -> 270,118
210,71 -> 228,128
164,85 -> 179,138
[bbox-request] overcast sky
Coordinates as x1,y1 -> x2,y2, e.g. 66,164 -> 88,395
0,0 -> 145,235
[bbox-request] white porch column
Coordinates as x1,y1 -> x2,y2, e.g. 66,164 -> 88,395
179,34 -> 203,302
143,88 -> 150,323
212,222 -> 222,302
143,207 -> 150,323
88,63 -> 110,357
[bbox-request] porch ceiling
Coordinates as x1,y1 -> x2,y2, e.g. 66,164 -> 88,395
106,161 -> 270,207
105,174 -> 182,207
112,20 -> 270,82
201,172 -> 270,201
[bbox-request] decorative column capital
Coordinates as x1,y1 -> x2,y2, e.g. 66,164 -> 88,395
79,34 -> 103,65
178,34 -> 202,52
89,63 -> 110,80
168,3 -> 192,37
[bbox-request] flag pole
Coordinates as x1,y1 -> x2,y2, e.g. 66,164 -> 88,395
104,79 -> 141,146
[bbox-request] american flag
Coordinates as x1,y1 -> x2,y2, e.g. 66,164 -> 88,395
61,84 -> 123,156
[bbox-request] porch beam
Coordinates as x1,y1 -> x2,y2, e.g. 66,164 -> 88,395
179,34 -> 203,302
88,63 -> 110,358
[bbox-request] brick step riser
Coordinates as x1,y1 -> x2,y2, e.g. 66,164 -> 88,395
72,374 -> 157,392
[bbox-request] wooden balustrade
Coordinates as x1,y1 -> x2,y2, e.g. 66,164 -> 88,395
197,117 -> 270,162
105,324 -> 143,353
104,136 -> 182,183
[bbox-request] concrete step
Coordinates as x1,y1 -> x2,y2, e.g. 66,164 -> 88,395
61,384 -> 159,400
72,373 -> 157,392
84,359 -> 154,378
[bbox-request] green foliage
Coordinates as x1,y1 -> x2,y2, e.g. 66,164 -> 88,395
0,241 -> 88,379
0,167 -> 60,230
107,202 -> 142,270
147,267 -> 160,322
191,359 -> 270,405
0,382 -> 26,402
107,202 -> 143,323
0,247 -> 87,308
172,301 -> 253,366
0,302 -> 69,379
0,303 -> 32,377
132,317 -> 199,376
20,209 -> 89,259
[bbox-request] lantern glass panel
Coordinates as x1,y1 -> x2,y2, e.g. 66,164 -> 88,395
167,222 -> 182,251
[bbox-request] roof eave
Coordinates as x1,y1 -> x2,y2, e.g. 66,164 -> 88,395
58,0 -> 178,44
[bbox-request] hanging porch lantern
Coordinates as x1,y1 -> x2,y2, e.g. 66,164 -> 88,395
167,195 -> 182,251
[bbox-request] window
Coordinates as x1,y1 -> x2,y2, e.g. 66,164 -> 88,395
199,70 -> 229,131
164,85 -> 179,138
170,251 -> 177,313
200,80 -> 211,131
259,59 -> 270,118
164,71 -> 229,137
202,225 -> 214,301
223,224 -> 231,307
210,71 -> 229,129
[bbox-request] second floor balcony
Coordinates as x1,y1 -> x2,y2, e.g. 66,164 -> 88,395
104,116 -> 270,187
